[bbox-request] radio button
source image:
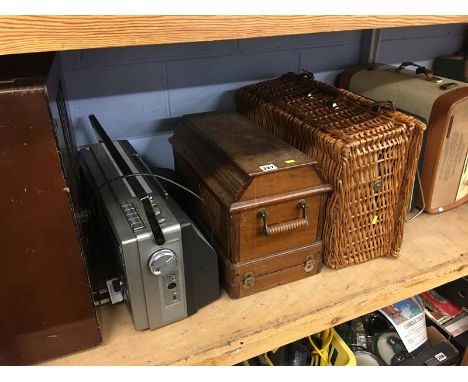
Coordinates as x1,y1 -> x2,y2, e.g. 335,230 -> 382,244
148,249 -> 177,276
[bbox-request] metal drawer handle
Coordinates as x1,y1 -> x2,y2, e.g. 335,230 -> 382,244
258,199 -> 309,236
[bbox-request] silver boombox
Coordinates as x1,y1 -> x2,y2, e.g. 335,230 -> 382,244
79,115 -> 219,331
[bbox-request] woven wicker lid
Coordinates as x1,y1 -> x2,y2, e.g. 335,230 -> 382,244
239,72 -> 425,146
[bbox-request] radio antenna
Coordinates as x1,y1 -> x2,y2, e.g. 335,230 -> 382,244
88,114 -> 166,245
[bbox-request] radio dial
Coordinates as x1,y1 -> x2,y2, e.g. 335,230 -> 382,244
148,249 -> 177,276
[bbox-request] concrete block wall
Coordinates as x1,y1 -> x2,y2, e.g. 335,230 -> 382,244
53,23 -> 466,169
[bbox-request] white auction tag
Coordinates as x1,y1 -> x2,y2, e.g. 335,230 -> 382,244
259,163 -> 277,172
435,352 -> 447,362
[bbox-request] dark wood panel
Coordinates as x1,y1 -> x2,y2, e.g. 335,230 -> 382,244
0,79 -> 100,365
0,52 -> 54,80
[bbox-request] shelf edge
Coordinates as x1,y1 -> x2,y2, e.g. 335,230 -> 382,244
0,16 -> 467,56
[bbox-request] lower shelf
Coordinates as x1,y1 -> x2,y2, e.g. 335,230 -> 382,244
42,204 -> 468,365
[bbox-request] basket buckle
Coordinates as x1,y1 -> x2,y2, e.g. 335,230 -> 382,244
300,70 -> 315,79
371,101 -> 396,114
440,82 -> 458,90
243,272 -> 255,289
373,180 -> 383,193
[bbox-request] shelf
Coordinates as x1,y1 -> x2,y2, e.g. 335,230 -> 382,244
0,16 -> 467,56
41,204 -> 468,365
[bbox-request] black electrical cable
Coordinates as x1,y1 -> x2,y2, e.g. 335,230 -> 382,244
348,345 -> 368,351
88,172 -> 204,208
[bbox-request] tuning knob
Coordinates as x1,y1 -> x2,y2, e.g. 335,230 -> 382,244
148,249 -> 177,276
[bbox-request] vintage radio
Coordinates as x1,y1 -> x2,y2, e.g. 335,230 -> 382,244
237,73 -> 425,270
79,115 -> 220,330
170,112 -> 331,298
434,52 -> 468,83
0,78 -> 101,365
337,62 -> 468,214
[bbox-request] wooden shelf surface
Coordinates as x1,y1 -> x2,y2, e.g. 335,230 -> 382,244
42,204 -> 468,366
0,16 -> 467,56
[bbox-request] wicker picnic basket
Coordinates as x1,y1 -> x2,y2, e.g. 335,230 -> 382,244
236,72 -> 425,269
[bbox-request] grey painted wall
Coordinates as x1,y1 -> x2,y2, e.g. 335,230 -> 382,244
53,23 -> 466,169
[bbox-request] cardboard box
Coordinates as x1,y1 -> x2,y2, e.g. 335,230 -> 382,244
461,348 -> 468,366
436,277 -> 468,310
425,310 -> 468,354
399,326 -> 459,366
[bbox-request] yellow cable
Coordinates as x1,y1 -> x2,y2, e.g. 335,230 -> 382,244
323,329 -> 333,348
264,329 -> 336,367
308,328 -> 336,366
263,352 -> 274,366
320,328 -> 333,363
263,346 -> 280,366
308,335 -> 329,366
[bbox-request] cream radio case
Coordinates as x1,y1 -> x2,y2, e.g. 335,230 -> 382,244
338,62 -> 468,214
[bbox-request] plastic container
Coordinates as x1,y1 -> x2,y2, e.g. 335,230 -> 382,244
310,328 -> 357,366
241,327 -> 356,366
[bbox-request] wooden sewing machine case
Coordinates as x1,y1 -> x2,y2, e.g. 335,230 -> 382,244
170,112 -> 331,298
